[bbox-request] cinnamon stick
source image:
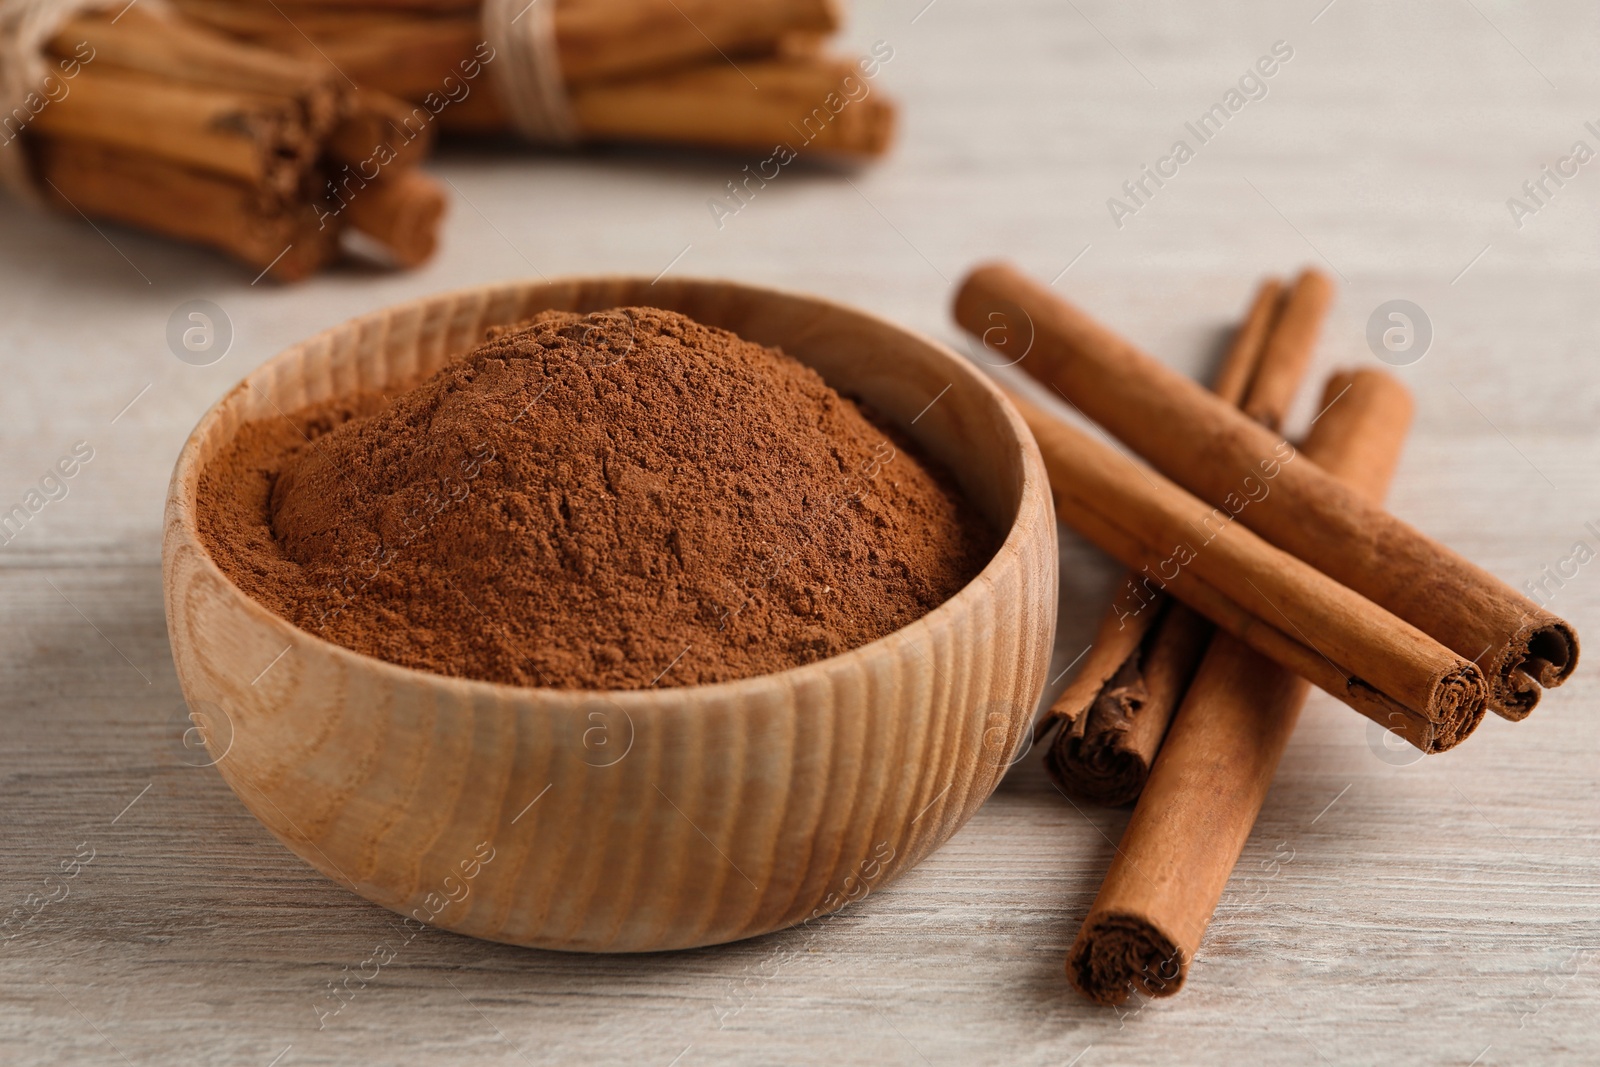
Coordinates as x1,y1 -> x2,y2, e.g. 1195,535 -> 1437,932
1009,389 -> 1486,751
954,262 -> 1578,718
55,7 -> 344,139
170,0 -> 894,157
1043,599 -> 1213,804
1209,278 -> 1284,407
564,56 -> 895,158
341,167 -> 446,268
24,6 -> 446,278
1040,272 -> 1334,804
32,68 -> 312,198
169,0 -> 476,44
1067,368 -> 1415,1005
242,0 -> 478,11
217,13 -> 896,157
271,16 -> 484,101
1041,278 -> 1291,805
326,88 -> 436,170
36,138 -> 336,282
555,0 -> 839,85
1240,269 -> 1332,430
1035,595 -> 1161,750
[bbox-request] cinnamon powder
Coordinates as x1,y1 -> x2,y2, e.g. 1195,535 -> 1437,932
198,307 -> 995,689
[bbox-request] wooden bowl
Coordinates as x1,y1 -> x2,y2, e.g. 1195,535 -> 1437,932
163,277 -> 1057,952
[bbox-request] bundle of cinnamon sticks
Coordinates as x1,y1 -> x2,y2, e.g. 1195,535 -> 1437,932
9,0 -> 892,279
171,0 -> 896,157
22,7 -> 446,280
952,263 -> 1580,1006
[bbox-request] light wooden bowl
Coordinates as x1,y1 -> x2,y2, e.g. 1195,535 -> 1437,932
163,277 -> 1056,952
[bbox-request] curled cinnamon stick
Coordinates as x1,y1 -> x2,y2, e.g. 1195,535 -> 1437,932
1010,390 -> 1487,751
341,167 -> 447,268
1044,599 -> 1212,805
955,262 -> 1578,718
555,0 -> 840,85
36,138 -> 336,282
326,89 -> 436,170
1040,595 -> 1162,750
56,7 -> 344,138
565,56 -> 896,158
1041,278 -> 1297,805
32,67 -> 312,197
1067,368 -> 1415,1005
1209,278 -> 1283,407
1241,269 -> 1332,430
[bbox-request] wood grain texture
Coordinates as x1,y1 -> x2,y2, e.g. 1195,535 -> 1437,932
163,277 -> 1057,952
3,0 -> 1600,1062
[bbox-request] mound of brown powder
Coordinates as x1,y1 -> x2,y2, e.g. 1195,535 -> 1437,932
198,306 -> 996,689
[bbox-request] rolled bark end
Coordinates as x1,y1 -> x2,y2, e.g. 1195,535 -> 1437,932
1045,729 -> 1149,809
1428,665 -> 1490,752
955,262 -> 1582,726
1041,602 -> 1211,805
1067,913 -> 1185,1006
1433,662 -> 1488,725
1493,618 -> 1581,720
1375,664 -> 1487,755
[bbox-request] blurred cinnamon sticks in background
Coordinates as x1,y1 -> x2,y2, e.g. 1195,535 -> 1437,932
172,0 -> 894,155
564,55 -> 893,158
29,7 -> 443,279
11,0 -> 895,279
172,0 -> 834,88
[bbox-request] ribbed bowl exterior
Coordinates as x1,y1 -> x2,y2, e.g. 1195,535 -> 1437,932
163,277 -> 1057,951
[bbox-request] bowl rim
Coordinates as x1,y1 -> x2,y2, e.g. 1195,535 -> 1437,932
165,274 -> 1052,707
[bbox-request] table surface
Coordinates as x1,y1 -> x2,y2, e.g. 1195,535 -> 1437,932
4,1 -> 1599,1064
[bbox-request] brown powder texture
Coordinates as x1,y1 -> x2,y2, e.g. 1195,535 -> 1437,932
197,307 -> 996,690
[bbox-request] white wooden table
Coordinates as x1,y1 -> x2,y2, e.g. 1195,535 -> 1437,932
3,2 -> 1598,1063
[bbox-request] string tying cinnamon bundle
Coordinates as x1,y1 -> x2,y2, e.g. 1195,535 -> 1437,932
172,0 -> 898,158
